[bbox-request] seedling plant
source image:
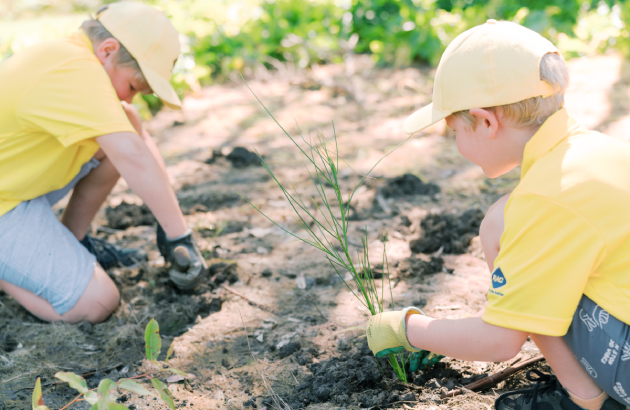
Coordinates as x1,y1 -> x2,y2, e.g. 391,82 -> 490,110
32,319 -> 188,410
240,83 -> 441,382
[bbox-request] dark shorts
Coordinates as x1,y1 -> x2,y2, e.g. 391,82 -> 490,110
564,295 -> 630,406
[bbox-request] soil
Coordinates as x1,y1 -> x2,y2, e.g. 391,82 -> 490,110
282,337 -> 476,409
205,147 -> 262,168
106,201 -> 156,229
378,174 -> 440,198
1,53 -> 621,409
409,209 -> 485,254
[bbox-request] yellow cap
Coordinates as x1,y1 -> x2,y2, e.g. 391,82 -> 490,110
403,20 -> 558,134
96,1 -> 182,109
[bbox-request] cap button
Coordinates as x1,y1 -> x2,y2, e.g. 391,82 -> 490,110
486,19 -> 497,24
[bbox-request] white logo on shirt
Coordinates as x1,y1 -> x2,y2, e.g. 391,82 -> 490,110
613,382 -> 630,405
579,306 -> 610,332
581,358 -> 597,378
601,338 -> 620,365
622,342 -> 630,362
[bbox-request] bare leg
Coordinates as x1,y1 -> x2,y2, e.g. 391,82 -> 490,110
61,151 -> 119,240
0,264 -> 119,324
531,334 -> 602,399
480,194 -> 603,399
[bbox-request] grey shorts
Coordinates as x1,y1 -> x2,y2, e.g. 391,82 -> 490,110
0,159 -> 100,315
564,295 -> 630,406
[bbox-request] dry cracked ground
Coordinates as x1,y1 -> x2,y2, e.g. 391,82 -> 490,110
1,53 -> 629,410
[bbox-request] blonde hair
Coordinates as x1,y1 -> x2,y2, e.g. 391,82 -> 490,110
80,5 -> 151,93
452,52 -> 569,129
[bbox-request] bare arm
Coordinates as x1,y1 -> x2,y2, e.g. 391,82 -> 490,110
95,131 -> 187,238
121,102 -> 167,170
405,314 -> 528,362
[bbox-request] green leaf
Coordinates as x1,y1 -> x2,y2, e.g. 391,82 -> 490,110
166,342 -> 174,362
84,391 -> 98,404
145,318 -> 161,361
54,372 -> 88,394
151,378 -> 176,410
117,379 -> 155,397
107,404 -> 130,410
166,368 -> 189,378
96,379 -> 117,410
32,378 -> 50,410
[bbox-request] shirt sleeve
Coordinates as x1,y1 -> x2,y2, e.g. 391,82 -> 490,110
482,192 -> 606,336
16,57 -> 136,147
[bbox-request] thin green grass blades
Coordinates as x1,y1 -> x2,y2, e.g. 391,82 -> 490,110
239,77 -> 414,382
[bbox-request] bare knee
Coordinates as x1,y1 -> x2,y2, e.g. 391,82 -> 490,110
63,266 -> 120,324
480,194 -> 511,271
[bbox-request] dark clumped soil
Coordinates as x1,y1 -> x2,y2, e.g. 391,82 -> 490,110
378,173 -> 440,198
177,190 -> 243,214
281,338 -> 475,409
398,255 -> 445,276
205,146 -> 262,168
410,208 -> 485,254
105,201 -> 156,229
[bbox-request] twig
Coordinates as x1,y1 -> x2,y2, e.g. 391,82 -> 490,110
441,355 -> 546,399
0,299 -> 15,316
221,284 -> 275,314
1,371 -> 32,383
14,363 -> 123,392
0,354 -> 13,367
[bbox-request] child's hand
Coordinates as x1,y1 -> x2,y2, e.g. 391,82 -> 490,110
367,307 -> 445,371
367,307 -> 424,356
121,101 -> 143,135
156,223 -> 207,289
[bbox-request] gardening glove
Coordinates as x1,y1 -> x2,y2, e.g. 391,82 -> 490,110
157,223 -> 207,289
366,307 -> 445,371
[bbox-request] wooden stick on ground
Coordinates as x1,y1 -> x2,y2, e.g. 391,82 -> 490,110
441,355 -> 545,399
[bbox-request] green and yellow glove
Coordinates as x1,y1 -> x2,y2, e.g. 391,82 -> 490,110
366,306 -> 445,371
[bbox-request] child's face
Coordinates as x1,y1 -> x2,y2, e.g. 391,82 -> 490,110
103,64 -> 141,104
445,112 -> 516,178
95,38 -> 143,104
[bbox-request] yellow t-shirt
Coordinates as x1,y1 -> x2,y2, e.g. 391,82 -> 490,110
0,32 -> 135,217
483,108 -> 630,336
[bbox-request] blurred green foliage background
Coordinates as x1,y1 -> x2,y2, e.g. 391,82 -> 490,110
1,0 -> 628,112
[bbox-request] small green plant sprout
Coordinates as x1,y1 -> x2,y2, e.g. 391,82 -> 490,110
239,83 -> 443,382
31,319 -> 190,410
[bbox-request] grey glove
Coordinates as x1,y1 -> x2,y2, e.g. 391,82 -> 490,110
157,224 -> 207,289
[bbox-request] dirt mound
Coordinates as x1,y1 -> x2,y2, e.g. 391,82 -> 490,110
205,147 -> 262,168
280,338 -> 469,408
398,255 -> 445,276
410,209 -> 484,254
379,173 -> 440,198
105,201 -> 156,229
178,191 -> 242,214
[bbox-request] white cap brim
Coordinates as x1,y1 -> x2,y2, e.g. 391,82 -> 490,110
138,60 -> 181,110
403,103 -> 451,134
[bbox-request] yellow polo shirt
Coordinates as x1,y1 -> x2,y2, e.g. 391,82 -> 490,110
483,108 -> 630,336
0,32 -> 135,217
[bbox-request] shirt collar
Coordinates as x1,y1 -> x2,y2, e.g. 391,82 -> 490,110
521,108 -> 579,178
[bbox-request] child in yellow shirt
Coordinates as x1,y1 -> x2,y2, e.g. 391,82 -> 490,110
367,20 -> 629,410
0,2 -> 205,324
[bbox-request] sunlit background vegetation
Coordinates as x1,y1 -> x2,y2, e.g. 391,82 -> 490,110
2,0 -> 628,114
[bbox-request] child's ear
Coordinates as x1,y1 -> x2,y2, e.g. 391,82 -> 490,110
469,108 -> 499,139
95,38 -> 121,64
